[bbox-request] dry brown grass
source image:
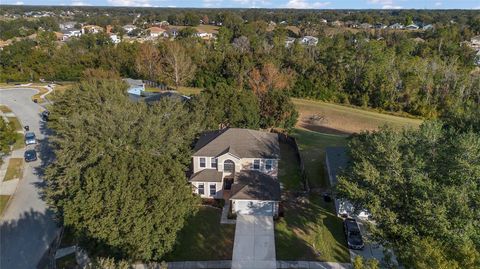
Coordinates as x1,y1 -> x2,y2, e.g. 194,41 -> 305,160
294,98 -> 422,135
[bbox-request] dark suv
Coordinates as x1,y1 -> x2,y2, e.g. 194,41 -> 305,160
344,218 -> 365,250
24,149 -> 37,162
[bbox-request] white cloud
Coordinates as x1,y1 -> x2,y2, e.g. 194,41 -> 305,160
204,0 -> 222,8
367,0 -> 393,4
435,1 -> 442,7
71,0 -> 91,5
14,1 -> 24,4
382,4 -> 402,9
474,6 -> 480,10
231,0 -> 270,8
285,0 -> 331,9
367,0 -> 401,9
107,0 -> 151,6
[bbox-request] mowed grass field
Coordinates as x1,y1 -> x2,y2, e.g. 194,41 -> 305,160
293,98 -> 423,135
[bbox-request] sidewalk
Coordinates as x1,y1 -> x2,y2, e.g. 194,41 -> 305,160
133,260 -> 351,269
220,202 -> 235,224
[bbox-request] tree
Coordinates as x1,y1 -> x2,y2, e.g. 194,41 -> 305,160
159,42 -> 196,89
45,79 -> 200,261
247,63 -> 295,96
135,42 -> 161,82
192,83 -> 260,130
337,121 -> 480,268
0,118 -> 16,158
259,89 -> 298,131
353,256 -> 380,269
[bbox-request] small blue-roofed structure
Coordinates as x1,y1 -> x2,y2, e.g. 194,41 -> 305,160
123,78 -> 145,96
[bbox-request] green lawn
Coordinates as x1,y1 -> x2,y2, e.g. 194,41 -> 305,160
12,133 -> 24,150
173,86 -> 203,96
276,195 -> 350,262
293,129 -> 348,189
275,128 -> 350,262
6,117 -> 22,131
278,141 -> 304,191
0,195 -> 11,216
4,158 -> 24,181
165,207 -> 235,261
0,105 -> 12,113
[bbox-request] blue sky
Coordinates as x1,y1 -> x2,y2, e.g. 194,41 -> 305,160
4,0 -> 480,9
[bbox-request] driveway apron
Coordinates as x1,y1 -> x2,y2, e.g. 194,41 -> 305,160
232,214 -> 276,269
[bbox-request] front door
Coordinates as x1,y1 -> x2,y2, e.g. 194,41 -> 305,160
224,178 -> 234,190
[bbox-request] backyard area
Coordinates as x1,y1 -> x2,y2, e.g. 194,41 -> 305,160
293,129 -> 347,189
278,140 -> 303,191
275,128 -> 350,262
165,207 -> 235,261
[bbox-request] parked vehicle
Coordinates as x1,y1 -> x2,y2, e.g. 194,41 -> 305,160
24,149 -> 37,162
344,218 -> 365,250
41,110 -> 50,121
24,132 -> 36,145
24,125 -> 29,131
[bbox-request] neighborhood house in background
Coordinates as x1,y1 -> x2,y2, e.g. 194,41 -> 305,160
190,128 -> 281,216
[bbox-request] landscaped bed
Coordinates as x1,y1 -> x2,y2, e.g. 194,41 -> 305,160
6,117 -> 22,131
0,195 -> 11,216
13,133 -> 24,150
4,158 -> 24,181
165,207 -> 235,261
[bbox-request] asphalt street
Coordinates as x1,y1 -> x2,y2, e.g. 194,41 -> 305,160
0,88 -> 59,269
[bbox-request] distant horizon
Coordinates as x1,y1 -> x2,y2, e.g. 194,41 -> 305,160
2,0 -> 479,10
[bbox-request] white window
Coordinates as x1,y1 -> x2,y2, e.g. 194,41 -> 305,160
211,158 -> 217,168
198,183 -> 204,195
209,184 -> 216,196
199,157 -> 206,168
266,159 -> 273,171
253,159 -> 260,170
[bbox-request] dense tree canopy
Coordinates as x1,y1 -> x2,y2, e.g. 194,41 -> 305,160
337,121 -> 480,268
0,118 -> 16,158
45,79 -> 200,260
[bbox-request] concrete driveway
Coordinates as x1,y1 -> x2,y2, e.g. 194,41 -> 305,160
232,214 -> 276,269
0,88 -> 59,269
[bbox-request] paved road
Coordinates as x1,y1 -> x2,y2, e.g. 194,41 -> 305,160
0,88 -> 59,269
232,214 -> 276,269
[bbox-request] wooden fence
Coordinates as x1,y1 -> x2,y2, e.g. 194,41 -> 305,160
276,131 -> 310,193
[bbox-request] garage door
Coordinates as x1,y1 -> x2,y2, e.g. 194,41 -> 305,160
235,200 -> 273,216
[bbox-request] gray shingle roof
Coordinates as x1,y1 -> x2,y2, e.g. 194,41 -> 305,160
325,147 -> 350,186
230,170 -> 281,201
193,128 -> 280,159
189,169 -> 223,182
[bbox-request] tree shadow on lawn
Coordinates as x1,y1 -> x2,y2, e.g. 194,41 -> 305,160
276,195 -> 350,263
164,207 -> 235,261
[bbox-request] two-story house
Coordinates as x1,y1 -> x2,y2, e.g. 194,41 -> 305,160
189,128 -> 281,216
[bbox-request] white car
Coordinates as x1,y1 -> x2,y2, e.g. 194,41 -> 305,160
24,132 -> 36,145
